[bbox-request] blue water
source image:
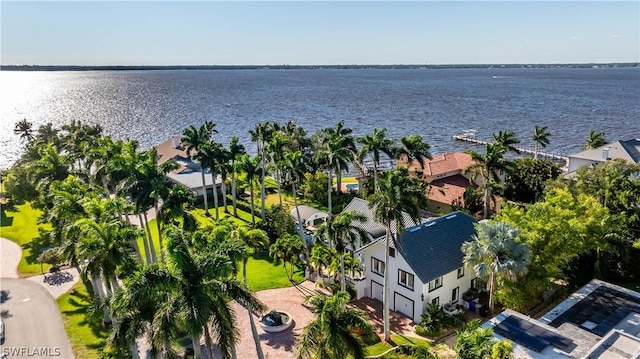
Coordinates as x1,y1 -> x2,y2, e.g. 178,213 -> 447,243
1,67 -> 639,169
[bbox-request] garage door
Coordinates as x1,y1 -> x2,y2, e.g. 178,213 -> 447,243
371,280 -> 383,302
394,292 -> 414,320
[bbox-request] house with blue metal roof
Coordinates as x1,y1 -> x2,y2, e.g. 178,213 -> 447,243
352,209 -> 479,323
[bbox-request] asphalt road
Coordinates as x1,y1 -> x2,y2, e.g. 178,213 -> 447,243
0,279 -> 72,359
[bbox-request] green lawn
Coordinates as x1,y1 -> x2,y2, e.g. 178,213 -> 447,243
57,281 -> 110,359
239,250 -> 306,292
366,334 -> 433,357
0,202 -> 52,277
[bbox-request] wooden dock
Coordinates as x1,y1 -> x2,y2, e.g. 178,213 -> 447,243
453,131 -> 568,162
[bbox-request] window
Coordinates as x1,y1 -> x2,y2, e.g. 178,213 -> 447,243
470,278 -> 478,290
371,257 -> 385,276
389,247 -> 395,258
457,267 -> 465,278
398,269 -> 414,290
428,276 -> 443,292
452,287 -> 459,303
431,297 -> 439,306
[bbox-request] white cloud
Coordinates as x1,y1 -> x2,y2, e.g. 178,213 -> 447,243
570,36 -> 580,40
610,34 -> 622,39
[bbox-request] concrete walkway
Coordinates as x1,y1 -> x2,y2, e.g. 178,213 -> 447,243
1,237 -> 22,279
26,267 -> 81,299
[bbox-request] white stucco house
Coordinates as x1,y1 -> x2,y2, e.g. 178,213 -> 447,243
342,197 -> 478,323
566,139 -> 640,175
155,135 -> 222,197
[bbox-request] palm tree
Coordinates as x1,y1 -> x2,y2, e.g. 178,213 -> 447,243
74,216 -> 139,323
465,143 -> 512,219
231,225 -> 269,359
358,128 -> 396,190
160,183 -> 197,231
583,130 -> 607,150
531,125 -> 551,160
461,221 -> 531,315
310,244 -> 336,285
14,118 -> 35,143
492,130 -> 521,154
269,234 -> 305,280
396,134 -> 433,170
369,168 -> 425,342
317,211 -> 369,291
317,121 -> 357,218
283,149 -> 312,262
200,140 -> 224,219
250,121 -> 275,221
237,154 -> 261,225
119,225 -> 265,358
182,121 -> 217,213
228,136 -> 246,217
267,131 -> 289,208
455,319 -> 514,359
295,291 -> 376,359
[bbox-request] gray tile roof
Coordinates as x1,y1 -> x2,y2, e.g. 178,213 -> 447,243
343,197 -> 426,242
395,211 -> 477,283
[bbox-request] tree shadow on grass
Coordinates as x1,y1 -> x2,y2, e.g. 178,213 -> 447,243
61,284 -> 110,340
0,206 -> 13,227
22,228 -> 53,265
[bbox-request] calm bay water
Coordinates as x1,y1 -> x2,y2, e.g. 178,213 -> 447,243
1,67 -> 639,170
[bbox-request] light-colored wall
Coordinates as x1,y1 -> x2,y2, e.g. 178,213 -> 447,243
568,157 -> 603,173
357,240 -> 474,324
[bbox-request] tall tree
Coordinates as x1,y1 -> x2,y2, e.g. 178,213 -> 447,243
583,130 -> 607,150
295,291 -> 375,359
461,221 -> 531,315
182,121 -> 217,213
357,128 -> 396,190
269,233 -> 305,280
465,143 -> 512,219
492,130 -> 521,154
160,183 -> 197,232
200,140 -> 224,219
455,319 -> 514,359
237,154 -> 261,225
250,121 -> 275,221
317,211 -> 369,291
530,125 -> 550,160
283,150 -> 312,263
14,118 -> 35,143
369,168 -> 425,342
396,134 -> 433,170
228,136 -> 246,217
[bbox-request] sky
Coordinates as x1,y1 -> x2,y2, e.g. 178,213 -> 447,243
1,1 -> 638,66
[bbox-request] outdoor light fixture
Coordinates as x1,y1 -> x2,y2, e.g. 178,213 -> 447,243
421,294 -> 424,301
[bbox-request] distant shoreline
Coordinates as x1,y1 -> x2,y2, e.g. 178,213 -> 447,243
1,63 -> 639,72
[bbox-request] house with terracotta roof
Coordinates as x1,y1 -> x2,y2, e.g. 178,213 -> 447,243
155,135 -> 222,197
398,152 -> 481,214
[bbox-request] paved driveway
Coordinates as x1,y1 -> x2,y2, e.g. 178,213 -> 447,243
0,279 -> 72,358
0,238 -> 21,279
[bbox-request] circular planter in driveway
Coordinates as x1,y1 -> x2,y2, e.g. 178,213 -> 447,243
259,311 -> 293,333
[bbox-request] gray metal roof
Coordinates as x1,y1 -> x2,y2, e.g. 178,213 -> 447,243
569,139 -> 640,164
395,211 -> 477,283
290,205 -> 328,223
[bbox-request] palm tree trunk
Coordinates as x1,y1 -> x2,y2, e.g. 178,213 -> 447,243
137,213 -> 152,263
142,212 -> 157,263
200,170 -> 209,213
91,274 -> 111,323
260,143 -> 267,221
489,271 -> 496,315
232,164 -> 238,217
292,183 -> 311,266
203,325 -> 214,359
383,226 -> 391,342
211,171 -> 220,220
130,342 -> 140,359
534,142 -> 539,160
340,251 -> 346,292
483,186 -> 490,219
154,201 -> 164,261
327,168 -> 332,221
274,169 -> 282,208
249,184 -> 256,225
336,163 -> 342,195
242,269 -> 264,359
222,177 -> 229,213
373,161 -> 379,191
192,334 -> 202,359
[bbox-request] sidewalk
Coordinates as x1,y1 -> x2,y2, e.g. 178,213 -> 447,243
0,237 -> 21,278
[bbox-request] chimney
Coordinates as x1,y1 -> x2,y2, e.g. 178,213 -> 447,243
171,135 -> 179,149
602,148 -> 609,160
